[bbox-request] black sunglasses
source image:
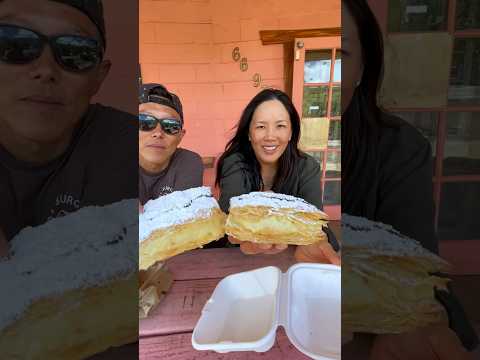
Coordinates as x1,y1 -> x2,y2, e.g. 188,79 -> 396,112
0,24 -> 104,73
139,113 -> 182,135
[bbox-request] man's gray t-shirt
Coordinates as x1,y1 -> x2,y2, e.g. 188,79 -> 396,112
0,104 -> 138,241
139,148 -> 204,205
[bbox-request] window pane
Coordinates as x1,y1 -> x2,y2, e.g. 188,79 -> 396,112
326,151 -> 341,178
306,151 -> 324,171
443,112 -> 480,176
456,0 -> 480,30
449,38 -> 480,105
303,86 -> 328,117
299,117 -> 329,151
324,181 -> 341,205
328,119 -> 341,148
438,181 -> 480,240
388,0 -> 448,32
331,86 -> 341,117
333,51 -> 341,83
304,50 -> 331,84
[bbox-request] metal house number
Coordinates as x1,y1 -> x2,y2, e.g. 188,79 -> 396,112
232,47 -> 241,62
240,57 -> 248,72
253,73 -> 262,87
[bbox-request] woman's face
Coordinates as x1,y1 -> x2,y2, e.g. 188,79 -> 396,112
249,99 -> 292,168
342,3 -> 364,114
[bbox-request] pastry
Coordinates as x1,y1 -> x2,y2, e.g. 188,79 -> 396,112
225,192 -> 328,245
139,262 -> 173,319
139,187 -> 226,270
341,214 -> 450,334
0,199 -> 138,360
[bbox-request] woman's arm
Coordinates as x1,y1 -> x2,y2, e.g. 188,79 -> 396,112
377,126 -> 437,253
297,156 -> 323,210
218,155 -> 251,213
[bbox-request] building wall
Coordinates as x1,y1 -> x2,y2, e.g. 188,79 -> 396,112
93,0 -> 139,115
139,0 -> 340,158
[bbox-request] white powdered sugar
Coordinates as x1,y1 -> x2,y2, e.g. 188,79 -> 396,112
342,214 -> 449,270
230,192 -> 324,214
0,199 -> 138,332
139,186 -> 220,242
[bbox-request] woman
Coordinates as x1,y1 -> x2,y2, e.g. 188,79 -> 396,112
342,0 -> 436,253
342,0 -> 477,358
215,89 -> 339,264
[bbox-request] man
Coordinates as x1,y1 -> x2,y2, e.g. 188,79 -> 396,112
139,83 -> 203,208
0,0 -> 137,255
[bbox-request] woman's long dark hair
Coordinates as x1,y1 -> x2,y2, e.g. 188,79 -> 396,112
342,0 -> 396,215
215,89 -> 304,193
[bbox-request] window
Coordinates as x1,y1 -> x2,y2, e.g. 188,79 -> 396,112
449,38 -> 480,105
386,0 -> 480,241
300,48 -> 341,206
388,0 -> 449,32
455,0 -> 480,30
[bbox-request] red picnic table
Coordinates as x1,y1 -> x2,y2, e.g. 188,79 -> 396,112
139,247 -> 312,359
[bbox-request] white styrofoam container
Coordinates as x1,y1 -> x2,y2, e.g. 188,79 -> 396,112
191,263 -> 341,359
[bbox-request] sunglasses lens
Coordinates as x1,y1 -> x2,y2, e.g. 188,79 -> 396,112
160,119 -> 182,135
54,36 -> 102,72
0,25 -> 42,63
139,114 -> 158,131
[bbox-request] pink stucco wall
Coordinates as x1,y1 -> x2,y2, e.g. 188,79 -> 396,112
139,0 -> 340,158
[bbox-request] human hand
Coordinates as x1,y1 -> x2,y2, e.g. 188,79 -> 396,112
370,325 -> 473,360
294,238 -> 341,265
228,236 -> 288,255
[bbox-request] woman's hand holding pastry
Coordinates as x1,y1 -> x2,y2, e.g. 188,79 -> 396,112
228,236 -> 288,255
294,234 -> 341,265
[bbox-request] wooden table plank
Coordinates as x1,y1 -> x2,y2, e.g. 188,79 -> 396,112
140,278 -> 220,337
139,328 -> 310,360
164,247 -> 297,281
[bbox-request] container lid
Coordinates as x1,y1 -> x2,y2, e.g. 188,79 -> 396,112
191,263 -> 340,359
284,263 -> 341,359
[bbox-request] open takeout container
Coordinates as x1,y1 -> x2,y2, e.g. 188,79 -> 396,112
192,263 -> 341,360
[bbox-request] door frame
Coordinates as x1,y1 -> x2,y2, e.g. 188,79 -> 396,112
292,36 -> 341,220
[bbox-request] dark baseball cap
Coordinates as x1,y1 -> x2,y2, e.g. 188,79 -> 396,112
139,83 -> 184,124
51,0 -> 106,49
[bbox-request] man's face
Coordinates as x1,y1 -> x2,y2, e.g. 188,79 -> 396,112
139,102 -> 185,173
0,0 -> 110,148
